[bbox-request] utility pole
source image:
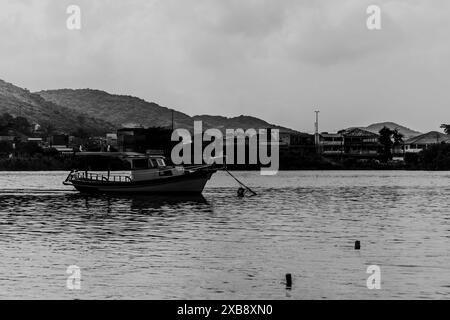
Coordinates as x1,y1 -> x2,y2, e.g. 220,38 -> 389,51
314,110 -> 320,154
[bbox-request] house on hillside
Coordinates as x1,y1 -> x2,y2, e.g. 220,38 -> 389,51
319,133 -> 344,156
338,128 -> 380,158
106,133 -> 118,149
49,134 -> 73,154
279,131 -> 315,154
404,131 -> 450,153
27,137 -> 43,147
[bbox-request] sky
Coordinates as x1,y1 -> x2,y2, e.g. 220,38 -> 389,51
1,0 -> 449,133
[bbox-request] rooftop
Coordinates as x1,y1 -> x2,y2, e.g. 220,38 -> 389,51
338,127 -> 380,137
404,131 -> 450,144
320,133 -> 342,138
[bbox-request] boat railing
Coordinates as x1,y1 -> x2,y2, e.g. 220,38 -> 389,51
68,171 -> 132,183
64,164 -> 215,185
184,164 -> 218,173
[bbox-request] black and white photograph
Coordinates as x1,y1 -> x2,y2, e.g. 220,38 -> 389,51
1,0 -> 450,310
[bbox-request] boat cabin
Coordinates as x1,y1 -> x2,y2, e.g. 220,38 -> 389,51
130,156 -> 167,170
70,152 -> 184,182
126,155 -> 184,181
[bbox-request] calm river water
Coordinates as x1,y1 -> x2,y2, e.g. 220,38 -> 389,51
0,170 -> 449,299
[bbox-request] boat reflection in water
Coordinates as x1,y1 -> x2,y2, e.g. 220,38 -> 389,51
129,194 -> 209,211
70,192 -> 213,216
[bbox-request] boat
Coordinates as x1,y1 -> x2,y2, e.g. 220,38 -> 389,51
63,152 -> 218,194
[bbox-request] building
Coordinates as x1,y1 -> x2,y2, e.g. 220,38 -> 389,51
117,128 -> 149,153
50,134 -> 69,147
317,128 -> 380,158
86,136 -> 107,151
338,128 -> 380,158
404,131 -> 450,153
117,127 -> 172,155
31,123 -> 42,134
279,132 -> 314,149
279,131 -> 315,154
0,136 -> 15,142
0,136 -> 15,158
69,136 -> 84,150
27,137 -> 43,147
319,133 -> 344,156
106,133 -> 118,148
48,134 -> 73,154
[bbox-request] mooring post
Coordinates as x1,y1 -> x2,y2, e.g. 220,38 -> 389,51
355,240 -> 361,250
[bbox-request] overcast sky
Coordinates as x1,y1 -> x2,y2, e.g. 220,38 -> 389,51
1,0 -> 449,133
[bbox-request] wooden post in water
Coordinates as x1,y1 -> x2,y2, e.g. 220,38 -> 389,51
355,241 -> 361,250
286,273 -> 292,289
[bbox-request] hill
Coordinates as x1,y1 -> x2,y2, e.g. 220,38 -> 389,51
192,114 -> 295,132
363,122 -> 422,140
37,89 -> 194,130
0,79 -> 114,135
37,88 -> 297,132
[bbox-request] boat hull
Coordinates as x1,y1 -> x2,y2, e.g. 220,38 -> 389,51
68,170 -> 215,194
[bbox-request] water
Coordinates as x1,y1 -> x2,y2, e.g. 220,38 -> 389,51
0,170 -> 450,299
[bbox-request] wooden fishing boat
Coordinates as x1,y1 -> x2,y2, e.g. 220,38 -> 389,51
63,152 -> 217,194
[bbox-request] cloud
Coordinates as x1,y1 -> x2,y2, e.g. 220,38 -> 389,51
1,0 -> 450,132
280,1 -> 404,65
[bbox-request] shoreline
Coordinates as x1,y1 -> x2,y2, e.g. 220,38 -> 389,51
0,151 -> 447,171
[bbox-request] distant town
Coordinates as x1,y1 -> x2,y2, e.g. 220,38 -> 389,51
1,77 -> 449,171
1,110 -> 449,171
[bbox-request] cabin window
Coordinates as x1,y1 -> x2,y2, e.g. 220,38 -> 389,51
133,159 -> 148,169
156,159 -> 166,167
149,159 -> 158,168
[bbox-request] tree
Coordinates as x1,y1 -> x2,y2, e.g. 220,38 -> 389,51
0,112 -> 14,125
440,124 -> 450,135
41,123 -> 56,137
0,113 -> 14,134
16,141 -> 43,156
71,127 -> 90,139
417,143 -> 450,170
12,116 -> 32,135
392,129 -> 404,153
378,126 -> 394,162
0,141 -> 14,155
0,113 -> 33,135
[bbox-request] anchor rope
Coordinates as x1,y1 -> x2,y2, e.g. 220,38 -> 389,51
223,168 -> 257,196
